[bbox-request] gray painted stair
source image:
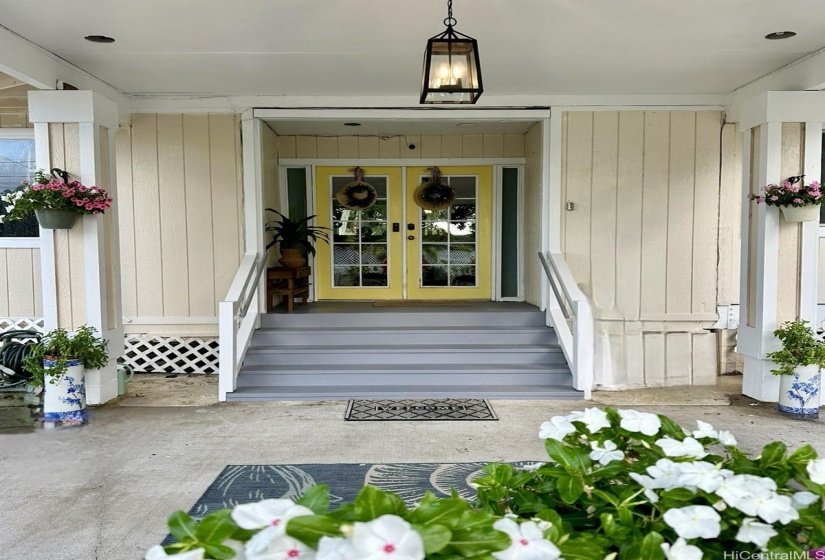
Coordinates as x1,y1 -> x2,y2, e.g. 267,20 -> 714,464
228,304 -> 582,401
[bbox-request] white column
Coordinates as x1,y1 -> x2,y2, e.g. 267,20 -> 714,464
737,91 -> 825,402
28,90 -> 124,404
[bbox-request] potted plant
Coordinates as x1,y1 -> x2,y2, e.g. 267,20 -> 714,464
766,319 -> 824,419
749,175 -> 824,222
0,169 -> 113,230
265,209 -> 330,268
24,325 -> 109,424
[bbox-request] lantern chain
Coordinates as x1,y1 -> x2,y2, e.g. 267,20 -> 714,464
444,0 -> 457,27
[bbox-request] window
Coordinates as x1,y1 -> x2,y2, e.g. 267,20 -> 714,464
0,133 -> 38,237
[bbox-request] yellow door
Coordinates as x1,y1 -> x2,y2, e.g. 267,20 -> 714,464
315,167 -> 404,299
314,165 -> 492,300
405,166 -> 492,300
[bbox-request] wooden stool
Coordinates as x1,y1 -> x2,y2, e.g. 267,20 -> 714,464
267,266 -> 311,312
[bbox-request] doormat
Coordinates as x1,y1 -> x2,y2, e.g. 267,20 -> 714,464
168,462 -> 535,527
345,398 -> 497,421
372,300 -> 470,307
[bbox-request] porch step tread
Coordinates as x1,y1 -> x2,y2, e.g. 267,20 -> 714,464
239,363 -> 569,373
246,344 -> 561,353
225,384 -> 584,401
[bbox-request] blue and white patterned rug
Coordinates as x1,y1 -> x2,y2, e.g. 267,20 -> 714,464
187,462 -> 532,519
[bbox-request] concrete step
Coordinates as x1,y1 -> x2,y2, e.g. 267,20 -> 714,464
261,310 -> 546,329
236,363 -> 573,387
242,344 -> 566,366
225,384 -> 584,401
249,326 -> 557,346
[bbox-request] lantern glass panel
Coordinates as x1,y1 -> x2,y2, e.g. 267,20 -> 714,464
422,38 -> 481,104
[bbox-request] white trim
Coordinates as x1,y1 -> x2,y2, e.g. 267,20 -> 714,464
739,91 -> 825,131
254,108 -> 550,121
493,165 -> 502,300
540,117 -> 553,311
123,316 -> 219,325
0,238 -> 39,248
547,113 -> 562,254
0,129 -> 34,139
28,91 -> 119,129
33,122 -> 57,331
799,122 -> 822,323
280,158 -> 525,167
709,305 -> 740,330
401,166 -> 408,299
549,105 -> 726,113
242,111 -> 265,256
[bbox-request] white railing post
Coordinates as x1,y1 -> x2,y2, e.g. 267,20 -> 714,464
218,300 -> 238,401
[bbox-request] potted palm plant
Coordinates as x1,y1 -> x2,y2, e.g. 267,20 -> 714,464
766,319 -> 824,419
24,325 -> 109,424
265,209 -> 330,268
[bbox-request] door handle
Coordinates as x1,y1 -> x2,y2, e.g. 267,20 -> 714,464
407,235 -> 415,240
407,223 -> 416,230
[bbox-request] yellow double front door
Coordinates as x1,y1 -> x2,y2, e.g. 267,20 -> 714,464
315,166 -> 492,300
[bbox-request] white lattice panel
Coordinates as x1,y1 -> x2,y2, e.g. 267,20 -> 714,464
0,318 -> 44,333
123,335 -> 219,374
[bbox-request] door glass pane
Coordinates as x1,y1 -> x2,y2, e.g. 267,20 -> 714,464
330,175 -> 389,287
420,175 -> 478,287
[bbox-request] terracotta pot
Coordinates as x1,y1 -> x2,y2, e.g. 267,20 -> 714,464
780,205 -> 820,223
278,247 -> 306,268
777,364 -> 821,419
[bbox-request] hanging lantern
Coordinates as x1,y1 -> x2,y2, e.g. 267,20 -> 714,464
420,0 -> 483,105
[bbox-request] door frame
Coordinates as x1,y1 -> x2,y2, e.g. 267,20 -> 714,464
278,158 -> 525,301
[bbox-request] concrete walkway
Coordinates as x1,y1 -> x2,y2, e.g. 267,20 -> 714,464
0,377 -> 822,560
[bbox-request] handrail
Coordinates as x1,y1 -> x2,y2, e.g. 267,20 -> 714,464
539,251 -> 594,399
219,252 -> 267,401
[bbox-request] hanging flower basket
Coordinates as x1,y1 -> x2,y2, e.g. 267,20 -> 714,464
750,175 -> 823,222
0,168 -> 112,230
336,167 -> 377,211
414,166 -> 455,211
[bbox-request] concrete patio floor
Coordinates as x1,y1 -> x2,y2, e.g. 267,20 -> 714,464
1,376 -> 823,560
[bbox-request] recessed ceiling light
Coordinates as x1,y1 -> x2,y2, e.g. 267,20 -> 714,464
456,123 -> 479,128
343,122 -> 362,127
765,31 -> 796,40
84,35 -> 116,43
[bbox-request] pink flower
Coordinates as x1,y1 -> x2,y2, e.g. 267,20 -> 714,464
814,192 -> 823,200
757,196 -> 766,203
811,181 -> 820,189
79,186 -> 88,192
85,204 -> 94,210
794,198 -> 804,204
770,196 -> 779,201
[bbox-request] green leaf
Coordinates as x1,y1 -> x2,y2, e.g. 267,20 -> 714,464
760,442 -> 788,468
789,444 -> 818,467
558,538 -> 608,560
657,415 -> 685,439
448,526 -> 511,557
296,484 -> 331,514
203,544 -> 237,560
353,485 -> 407,521
639,531 -> 665,560
660,488 -> 697,502
556,475 -> 584,504
168,511 -> 198,542
415,523 -> 452,554
408,497 -> 467,526
545,439 -> 590,474
285,515 -> 343,548
195,510 -> 238,545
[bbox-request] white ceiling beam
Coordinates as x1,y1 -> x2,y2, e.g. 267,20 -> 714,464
728,47 -> 825,123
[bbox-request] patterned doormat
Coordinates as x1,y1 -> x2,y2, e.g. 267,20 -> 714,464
372,300 -> 470,307
345,398 -> 497,421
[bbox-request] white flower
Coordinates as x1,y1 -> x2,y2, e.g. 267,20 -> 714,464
692,420 -> 718,439
715,475 -> 775,510
518,462 -> 546,472
677,462 -> 733,493
145,546 -> 205,560
628,472 -> 660,503
578,407 -> 611,434
792,491 -> 819,510
656,437 -> 707,459
231,499 -> 314,534
808,458 -> 825,485
647,459 -> 684,489
539,416 -> 576,441
660,538 -> 703,560
717,430 -> 737,446
317,536 -> 354,560
754,495 -> 799,525
492,519 -> 562,560
736,518 -> 778,548
663,505 -> 721,539
589,440 -> 625,466
246,530 -> 315,560
349,515 -> 425,560
618,409 -> 661,436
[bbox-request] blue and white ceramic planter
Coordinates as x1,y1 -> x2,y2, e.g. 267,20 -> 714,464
777,364 -> 821,419
43,359 -> 87,423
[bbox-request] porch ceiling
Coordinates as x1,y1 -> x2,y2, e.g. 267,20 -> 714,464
1,1 -> 825,99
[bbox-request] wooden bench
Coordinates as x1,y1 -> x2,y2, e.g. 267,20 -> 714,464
267,266 -> 311,313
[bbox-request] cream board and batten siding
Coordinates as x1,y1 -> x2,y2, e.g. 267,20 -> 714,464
116,114 -> 244,335
262,124 -> 283,268
0,118 -> 41,321
276,134 -> 525,159
561,111 -> 722,388
523,124 -> 542,306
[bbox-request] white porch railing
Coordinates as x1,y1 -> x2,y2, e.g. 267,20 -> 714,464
218,253 -> 267,401
539,252 -> 594,399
